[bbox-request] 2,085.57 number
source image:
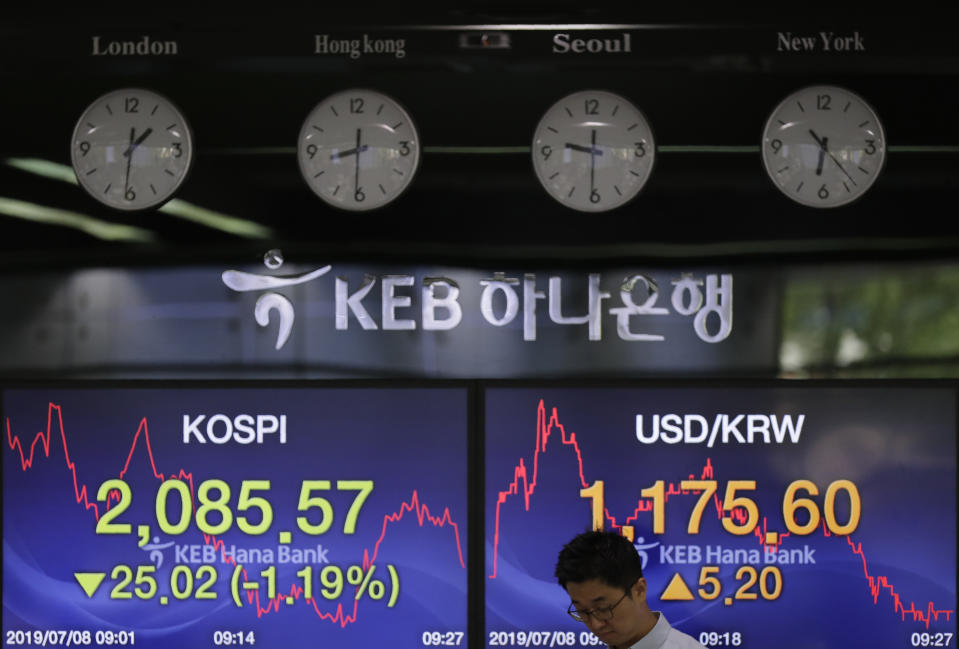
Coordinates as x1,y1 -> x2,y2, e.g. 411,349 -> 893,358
95,478 -> 374,537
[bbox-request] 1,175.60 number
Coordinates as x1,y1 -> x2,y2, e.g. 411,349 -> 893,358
581,478 -> 860,536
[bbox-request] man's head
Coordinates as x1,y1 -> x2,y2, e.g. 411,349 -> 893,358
555,530 -> 654,648
555,529 -> 643,591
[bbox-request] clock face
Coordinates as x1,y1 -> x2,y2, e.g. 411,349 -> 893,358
70,88 -> 193,210
297,89 -> 420,211
761,85 -> 886,208
531,90 -> 656,212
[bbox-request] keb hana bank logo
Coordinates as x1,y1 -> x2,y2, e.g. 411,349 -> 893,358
222,250 -> 733,351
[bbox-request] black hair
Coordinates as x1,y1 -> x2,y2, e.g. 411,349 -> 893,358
554,529 -> 643,592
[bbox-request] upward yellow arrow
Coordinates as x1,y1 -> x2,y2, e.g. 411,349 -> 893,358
74,572 -> 106,598
660,573 -> 695,601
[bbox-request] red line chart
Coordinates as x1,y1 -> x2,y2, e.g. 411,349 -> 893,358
488,399 -> 954,629
5,402 -> 465,625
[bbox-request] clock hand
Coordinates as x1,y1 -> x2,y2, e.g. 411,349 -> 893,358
589,129 -> 596,194
331,144 -> 370,160
124,127 -> 135,192
825,149 -> 858,186
124,127 -> 153,157
564,142 -> 605,155
815,137 -> 827,176
134,127 -> 153,148
121,126 -> 154,197
808,129 -> 826,149
809,129 -> 858,186
355,128 -> 361,193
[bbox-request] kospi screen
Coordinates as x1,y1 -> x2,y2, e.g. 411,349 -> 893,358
485,385 -> 957,649
3,385 -> 468,648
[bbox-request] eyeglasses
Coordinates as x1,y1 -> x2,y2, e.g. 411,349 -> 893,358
567,591 -> 629,622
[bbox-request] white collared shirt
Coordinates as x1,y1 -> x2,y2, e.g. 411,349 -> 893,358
618,612 -> 707,649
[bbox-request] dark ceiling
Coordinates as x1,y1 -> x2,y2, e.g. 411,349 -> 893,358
2,7 -> 958,268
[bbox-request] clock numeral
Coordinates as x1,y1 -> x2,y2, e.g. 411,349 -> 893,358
125,187 -> 136,201
124,97 -> 139,113
864,139 -> 877,155
306,143 -> 318,159
589,189 -> 601,204
399,141 -> 411,156
78,141 -> 91,156
818,184 -> 829,200
634,141 -> 647,158
171,142 -> 183,158
816,94 -> 831,110
354,187 -> 366,202
770,139 -> 783,154
350,98 -> 365,114
541,144 -> 553,161
584,99 -> 599,115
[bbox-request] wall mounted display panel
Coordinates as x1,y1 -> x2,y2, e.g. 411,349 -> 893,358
485,383 -> 957,649
3,384 -> 469,648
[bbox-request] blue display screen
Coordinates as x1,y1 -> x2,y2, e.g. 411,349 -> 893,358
485,386 -> 957,649
3,386 -> 468,648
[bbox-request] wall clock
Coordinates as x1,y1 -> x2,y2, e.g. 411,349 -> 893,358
297,89 -> 420,211
531,90 -> 656,212
761,85 -> 886,208
71,88 -> 193,210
